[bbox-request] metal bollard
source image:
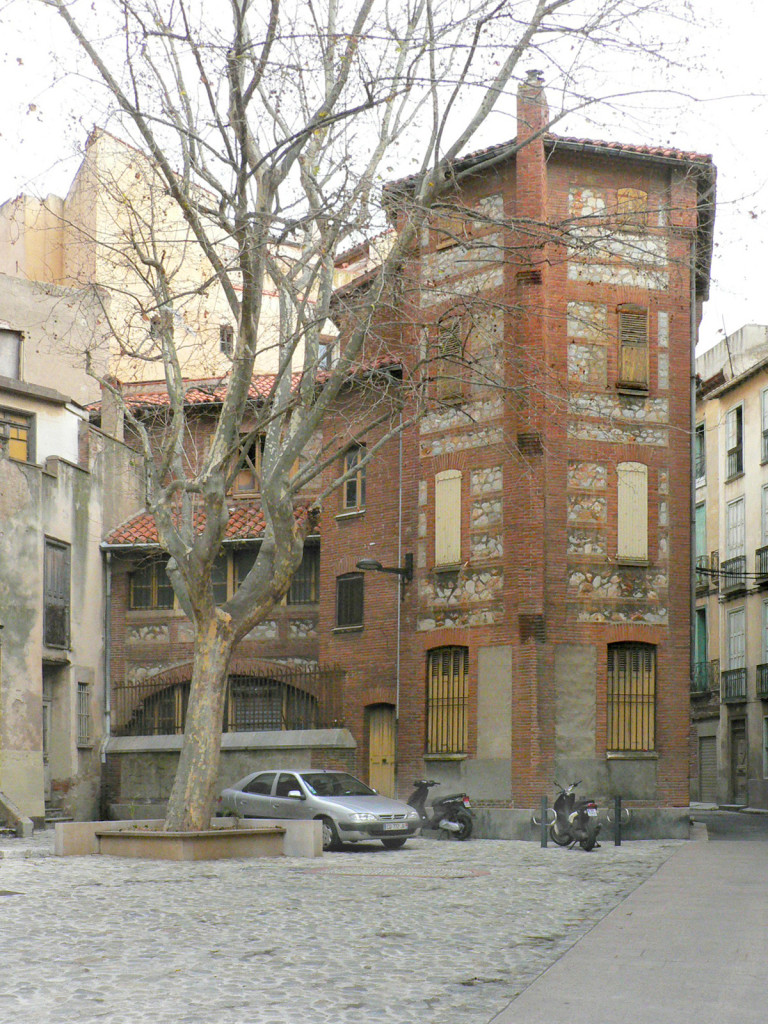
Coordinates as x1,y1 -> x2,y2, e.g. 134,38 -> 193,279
614,795 -> 622,846
540,796 -> 548,848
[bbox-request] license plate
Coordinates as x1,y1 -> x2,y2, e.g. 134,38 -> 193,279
383,822 -> 408,831
586,807 -> 597,817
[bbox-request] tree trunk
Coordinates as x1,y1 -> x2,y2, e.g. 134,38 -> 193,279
164,619 -> 234,831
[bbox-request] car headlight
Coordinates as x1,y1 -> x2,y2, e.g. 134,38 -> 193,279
349,812 -> 378,823
406,809 -> 420,821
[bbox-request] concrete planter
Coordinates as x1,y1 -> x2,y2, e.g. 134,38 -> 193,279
95,825 -> 285,861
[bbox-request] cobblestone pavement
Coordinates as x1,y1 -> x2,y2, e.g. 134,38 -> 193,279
0,832 -> 682,1024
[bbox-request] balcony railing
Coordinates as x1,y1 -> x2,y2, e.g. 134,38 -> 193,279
757,664 -> 768,699
726,446 -> 743,479
722,667 -> 747,703
695,554 -> 710,592
763,429 -> 768,464
113,662 -> 346,737
756,546 -> 768,581
721,555 -> 747,594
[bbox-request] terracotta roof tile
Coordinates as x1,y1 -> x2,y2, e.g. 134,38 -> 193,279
104,500 -> 316,547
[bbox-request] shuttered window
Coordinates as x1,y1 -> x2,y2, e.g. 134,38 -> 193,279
343,444 -> 366,509
725,406 -> 743,478
426,646 -> 469,755
727,608 -> 746,670
617,305 -> 649,389
607,642 -> 656,751
336,573 -> 363,628
435,469 -> 462,567
437,319 -> 465,404
617,462 -> 648,562
44,539 -> 71,648
616,188 -> 648,227
726,497 -> 745,558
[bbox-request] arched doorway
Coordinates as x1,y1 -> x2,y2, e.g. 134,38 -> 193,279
367,704 -> 396,797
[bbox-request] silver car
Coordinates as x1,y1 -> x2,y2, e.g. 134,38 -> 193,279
218,769 -> 422,851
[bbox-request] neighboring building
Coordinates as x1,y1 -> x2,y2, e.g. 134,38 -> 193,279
0,129 -> 308,383
0,275 -> 141,825
100,75 -> 715,837
692,325 -> 768,808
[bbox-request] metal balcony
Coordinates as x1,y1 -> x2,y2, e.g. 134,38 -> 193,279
757,664 -> 768,699
695,554 -> 710,593
721,667 -> 747,703
691,661 -> 712,693
721,555 -> 747,594
756,546 -> 768,582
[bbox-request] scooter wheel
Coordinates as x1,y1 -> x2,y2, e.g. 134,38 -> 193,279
449,809 -> 473,841
549,822 -> 571,846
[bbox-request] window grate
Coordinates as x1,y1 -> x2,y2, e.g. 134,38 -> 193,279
426,646 -> 469,755
607,642 -> 656,751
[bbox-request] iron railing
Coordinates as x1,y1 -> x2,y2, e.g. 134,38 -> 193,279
721,555 -> 747,593
721,667 -> 747,703
756,546 -> 768,580
757,664 -> 768,699
113,662 -> 345,737
695,554 -> 710,592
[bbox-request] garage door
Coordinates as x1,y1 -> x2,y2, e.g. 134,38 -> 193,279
699,735 -> 717,803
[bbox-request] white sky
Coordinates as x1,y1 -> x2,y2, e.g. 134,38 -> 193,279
0,0 -> 766,351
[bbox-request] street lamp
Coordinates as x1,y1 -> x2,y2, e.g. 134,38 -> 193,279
355,552 -> 414,584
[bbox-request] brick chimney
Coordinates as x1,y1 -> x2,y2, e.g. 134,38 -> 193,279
517,69 -> 549,144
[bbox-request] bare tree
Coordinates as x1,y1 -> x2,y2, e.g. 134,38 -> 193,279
35,0 -> 690,830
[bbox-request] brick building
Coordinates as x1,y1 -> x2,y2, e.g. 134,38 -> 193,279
319,73 -> 715,836
98,75 -> 715,836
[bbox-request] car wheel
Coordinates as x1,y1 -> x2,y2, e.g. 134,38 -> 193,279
381,837 -> 408,850
319,816 -> 341,852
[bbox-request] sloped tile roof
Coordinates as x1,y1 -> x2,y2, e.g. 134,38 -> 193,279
104,500 -> 316,547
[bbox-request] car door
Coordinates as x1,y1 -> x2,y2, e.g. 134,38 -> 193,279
237,772 -> 278,817
270,772 -> 309,820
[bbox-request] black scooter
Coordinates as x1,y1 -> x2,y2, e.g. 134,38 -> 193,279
407,779 -> 474,840
550,780 -> 600,851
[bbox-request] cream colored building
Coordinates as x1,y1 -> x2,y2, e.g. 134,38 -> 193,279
693,325 -> 768,807
0,130 -> 304,383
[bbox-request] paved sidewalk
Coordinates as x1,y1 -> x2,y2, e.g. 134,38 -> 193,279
491,838 -> 768,1024
0,831 -> 679,1024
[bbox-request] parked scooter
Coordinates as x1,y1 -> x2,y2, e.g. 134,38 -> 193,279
407,779 -> 474,840
550,780 -> 601,851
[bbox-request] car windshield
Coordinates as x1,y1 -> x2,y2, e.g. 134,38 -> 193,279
300,772 -> 376,797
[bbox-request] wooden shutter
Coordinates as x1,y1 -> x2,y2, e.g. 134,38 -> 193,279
617,462 -> 648,561
617,305 -> 648,388
435,470 -> 462,566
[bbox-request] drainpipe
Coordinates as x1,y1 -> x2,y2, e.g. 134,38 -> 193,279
690,236 -> 698,713
395,415 -> 404,789
101,550 -> 112,762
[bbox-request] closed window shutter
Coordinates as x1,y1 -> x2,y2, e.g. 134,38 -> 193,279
435,470 -> 462,566
617,306 -> 648,388
617,462 -> 648,561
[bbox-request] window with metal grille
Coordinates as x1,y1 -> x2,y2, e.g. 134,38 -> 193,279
288,544 -> 320,604
607,642 -> 656,751
617,305 -> 648,389
336,572 -> 363,627
77,682 -> 91,746
44,539 -> 71,648
0,408 -> 31,462
343,444 -> 366,510
128,556 -> 174,610
726,405 -> 743,478
426,646 -> 469,755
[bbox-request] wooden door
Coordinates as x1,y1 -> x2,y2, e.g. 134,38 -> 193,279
730,719 -> 748,805
368,705 -> 396,797
698,736 -> 717,804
